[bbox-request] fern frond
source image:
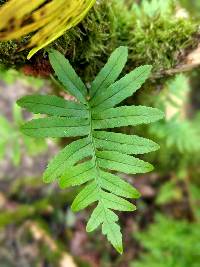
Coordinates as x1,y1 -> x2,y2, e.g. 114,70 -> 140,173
17,46 -> 164,253
0,0 -> 96,59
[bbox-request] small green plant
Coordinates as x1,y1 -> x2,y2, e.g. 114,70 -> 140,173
17,47 -> 164,253
149,74 -> 200,154
143,74 -> 200,219
133,214 -> 200,267
0,104 -> 47,166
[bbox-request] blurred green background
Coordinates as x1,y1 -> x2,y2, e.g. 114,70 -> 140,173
0,0 -> 200,267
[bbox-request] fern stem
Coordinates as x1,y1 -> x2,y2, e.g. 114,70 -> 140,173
88,103 -> 102,194
88,104 -> 108,211
88,103 -> 115,230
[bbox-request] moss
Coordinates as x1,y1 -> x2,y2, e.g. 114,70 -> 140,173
52,0 -> 198,80
0,0 -> 198,80
0,38 -> 29,67
129,16 -> 197,73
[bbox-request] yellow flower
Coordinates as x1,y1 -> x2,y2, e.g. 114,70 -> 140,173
0,0 -> 96,59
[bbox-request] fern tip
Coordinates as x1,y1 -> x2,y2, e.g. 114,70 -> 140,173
134,191 -> 141,199
116,245 -> 123,255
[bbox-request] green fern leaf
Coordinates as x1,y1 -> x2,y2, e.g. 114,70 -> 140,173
99,171 -> 140,199
87,203 -> 123,254
102,218 -> 123,254
59,161 -> 95,188
90,46 -> 128,98
17,95 -> 88,118
90,65 -> 152,110
43,138 -> 92,183
94,131 -> 159,154
49,49 -> 87,103
17,47 -> 164,253
92,106 -> 163,129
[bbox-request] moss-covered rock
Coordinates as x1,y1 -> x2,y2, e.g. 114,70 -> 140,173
0,0 -> 198,80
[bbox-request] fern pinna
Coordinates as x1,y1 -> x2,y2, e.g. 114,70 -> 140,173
17,47 -> 164,253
